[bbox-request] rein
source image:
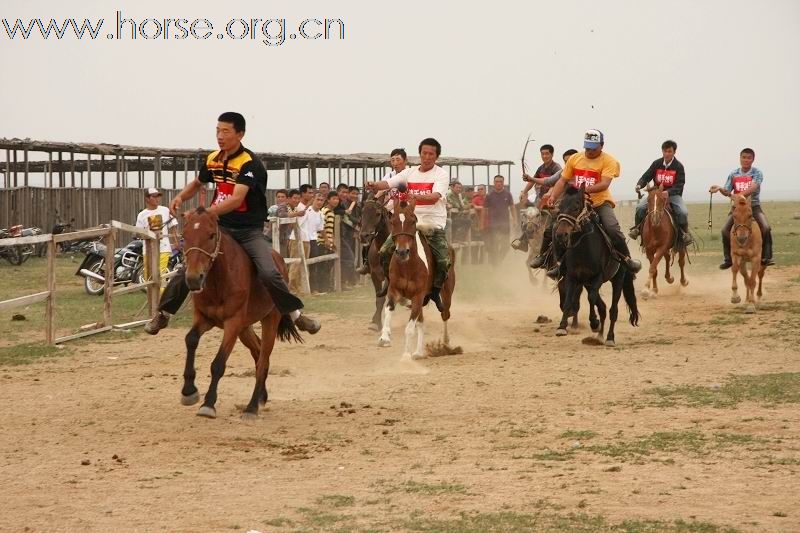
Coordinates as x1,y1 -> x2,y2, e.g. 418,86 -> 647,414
732,217 -> 754,245
556,203 -> 594,249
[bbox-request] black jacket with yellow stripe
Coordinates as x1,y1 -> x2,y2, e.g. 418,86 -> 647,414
198,145 -> 268,229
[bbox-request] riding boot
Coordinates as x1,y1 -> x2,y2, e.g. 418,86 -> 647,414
719,232 -> 733,270
528,226 -> 553,269
680,223 -> 693,245
761,232 -> 774,266
610,233 -> 642,273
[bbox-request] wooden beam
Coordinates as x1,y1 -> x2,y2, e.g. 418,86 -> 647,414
45,240 -> 56,344
55,326 -> 113,344
110,220 -> 157,239
0,291 -> 50,312
0,233 -> 53,246
102,229 -> 115,326
53,227 -> 111,243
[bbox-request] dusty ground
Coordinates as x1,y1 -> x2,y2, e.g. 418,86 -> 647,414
1,258 -> 799,532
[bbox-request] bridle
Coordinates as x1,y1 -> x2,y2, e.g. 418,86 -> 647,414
645,190 -> 672,227
184,226 -> 223,265
361,198 -> 390,243
732,217 -> 754,245
555,200 -> 594,249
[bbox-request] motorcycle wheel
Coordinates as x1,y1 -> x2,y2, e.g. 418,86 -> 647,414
84,260 -> 106,296
17,245 -> 35,264
4,246 -> 23,266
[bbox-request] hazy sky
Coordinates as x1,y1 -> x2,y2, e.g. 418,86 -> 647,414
1,0 -> 798,200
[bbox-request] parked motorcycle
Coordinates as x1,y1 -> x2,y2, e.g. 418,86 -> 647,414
0,224 -> 43,265
76,239 -> 145,295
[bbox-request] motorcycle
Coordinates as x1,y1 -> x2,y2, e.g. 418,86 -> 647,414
76,239 -> 145,295
0,224 -> 43,265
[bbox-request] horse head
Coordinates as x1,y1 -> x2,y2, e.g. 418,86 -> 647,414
360,191 -> 390,244
647,184 -> 669,226
731,194 -> 754,247
554,185 -> 588,246
182,206 -> 222,292
523,206 -> 543,233
391,196 -> 417,262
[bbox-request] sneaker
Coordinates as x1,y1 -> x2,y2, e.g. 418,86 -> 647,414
625,258 -> 642,273
295,314 -> 321,334
628,227 -> 640,239
511,238 -> 529,252
719,260 -> 733,270
144,312 -> 169,335
527,255 -> 547,269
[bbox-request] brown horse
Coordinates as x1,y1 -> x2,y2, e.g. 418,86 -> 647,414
358,192 -> 392,331
640,185 -> 688,298
377,198 -> 455,359
730,194 -> 765,313
180,207 -> 301,420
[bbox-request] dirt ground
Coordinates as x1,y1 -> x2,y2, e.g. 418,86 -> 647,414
1,258 -> 799,532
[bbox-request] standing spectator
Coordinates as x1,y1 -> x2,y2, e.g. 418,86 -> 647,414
320,192 -> 340,290
305,193 -> 327,294
471,184 -> 488,236
288,188 -> 310,292
299,184 -> 315,208
446,181 -> 470,242
484,175 -> 516,265
136,187 -> 179,292
267,188 -> 289,245
336,183 -> 350,207
318,182 -> 331,198
335,188 -> 357,288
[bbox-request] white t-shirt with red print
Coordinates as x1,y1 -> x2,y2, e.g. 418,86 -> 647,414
386,165 -> 450,229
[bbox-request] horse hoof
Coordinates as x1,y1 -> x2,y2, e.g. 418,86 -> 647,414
377,338 -> 391,347
368,323 -> 380,332
180,391 -> 200,406
604,339 -> 616,347
197,406 -> 216,418
681,279 -> 689,287
640,290 -> 649,300
745,305 -> 756,314
241,411 -> 258,422
555,329 -> 568,337
666,277 -> 674,284
411,352 -> 426,360
731,295 -> 741,304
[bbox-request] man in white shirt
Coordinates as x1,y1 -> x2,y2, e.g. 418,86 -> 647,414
366,138 -> 451,311
288,193 -> 310,293
135,187 -> 178,287
356,148 -> 408,275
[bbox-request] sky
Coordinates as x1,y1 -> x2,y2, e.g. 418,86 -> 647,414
1,0 -> 798,201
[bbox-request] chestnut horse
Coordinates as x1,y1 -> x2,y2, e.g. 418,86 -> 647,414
181,207 -> 301,419
358,192 -> 392,331
729,194 -> 765,313
640,185 -> 688,298
377,198 -> 456,359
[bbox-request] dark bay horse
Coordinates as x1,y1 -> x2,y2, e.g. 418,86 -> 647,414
554,186 -> 640,346
640,185 -> 687,298
730,194 -> 765,313
181,207 -> 301,419
359,192 -> 392,330
377,198 -> 455,359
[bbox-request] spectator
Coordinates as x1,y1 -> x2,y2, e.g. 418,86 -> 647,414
335,188 -> 357,288
471,184 -> 487,234
136,187 -> 179,292
446,181 -> 471,242
305,193 -> 328,294
288,188 -> 310,292
484,175 -> 516,265
299,183 -> 314,208
318,182 -> 331,198
336,183 -> 350,208
267,188 -> 289,245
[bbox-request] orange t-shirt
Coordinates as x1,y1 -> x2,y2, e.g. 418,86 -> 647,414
561,151 -> 620,208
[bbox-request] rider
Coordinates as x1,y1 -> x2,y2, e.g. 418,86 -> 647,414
144,112 -> 321,335
531,129 -> 642,278
356,148 -> 408,275
709,147 -> 774,269
628,139 -> 693,245
365,138 -> 451,311
512,144 -> 565,252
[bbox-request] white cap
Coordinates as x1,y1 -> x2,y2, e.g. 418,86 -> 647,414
146,187 -> 161,196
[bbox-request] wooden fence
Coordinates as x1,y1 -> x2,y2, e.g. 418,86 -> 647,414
0,221 -> 162,344
269,215 -> 342,294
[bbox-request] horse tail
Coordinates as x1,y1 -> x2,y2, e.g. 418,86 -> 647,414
623,269 -> 641,327
277,314 -> 304,343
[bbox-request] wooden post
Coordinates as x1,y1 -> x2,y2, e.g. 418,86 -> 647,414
146,235 -> 160,317
284,159 -> 291,189
24,147 -> 29,186
100,154 -> 106,188
183,158 -> 189,187
172,156 -> 177,189
69,151 -> 75,188
86,155 -> 92,188
154,153 -> 162,188
486,165 -> 490,186
13,150 -> 18,187
507,163 -> 512,182
4,149 -> 9,188
102,228 -> 115,326
137,156 -> 143,188
333,215 -> 342,292
115,153 -> 121,187
295,219 -> 311,295
45,239 -> 56,344
471,165 -> 475,187
271,217 -> 281,255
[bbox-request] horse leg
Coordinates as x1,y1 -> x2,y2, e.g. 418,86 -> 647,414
243,311 -> 281,419
730,258 -> 741,304
650,250 -> 663,295
412,307 -> 426,359
664,248 -> 674,284
571,286 -> 581,329
557,280 -> 576,336
238,326 -> 261,365
757,265 -> 765,302
605,273 -> 624,347
587,280 -> 606,339
370,268 -> 385,331
181,318 -> 213,406
197,322 -> 240,418
642,249 -> 654,299
743,261 -> 756,314
679,248 -> 688,287
378,298 -> 394,347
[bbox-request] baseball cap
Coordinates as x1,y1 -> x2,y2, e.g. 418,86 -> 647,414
583,129 -> 604,149
146,187 -> 161,196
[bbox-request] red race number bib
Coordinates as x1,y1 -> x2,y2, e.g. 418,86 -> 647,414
571,168 -> 600,189
655,169 -> 676,187
731,175 -> 753,193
